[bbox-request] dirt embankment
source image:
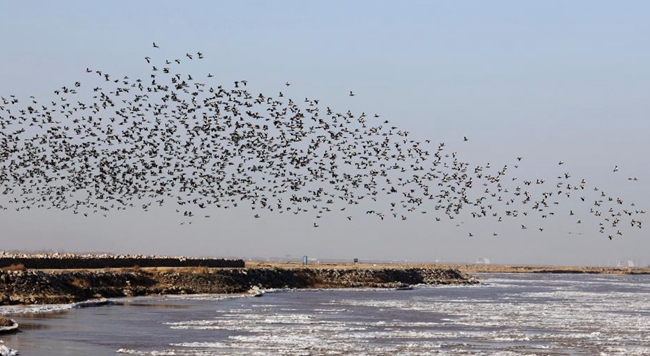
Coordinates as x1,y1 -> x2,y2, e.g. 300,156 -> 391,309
0,267 -> 475,306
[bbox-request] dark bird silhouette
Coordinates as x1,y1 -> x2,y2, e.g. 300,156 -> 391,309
0,45 -> 643,241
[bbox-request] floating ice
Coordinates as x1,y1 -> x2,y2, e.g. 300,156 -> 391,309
0,341 -> 17,356
0,302 -> 76,316
112,274 -> 650,355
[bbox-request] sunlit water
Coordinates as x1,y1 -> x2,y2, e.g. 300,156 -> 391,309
2,273 -> 650,355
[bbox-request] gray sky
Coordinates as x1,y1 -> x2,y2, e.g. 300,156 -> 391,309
1,1 -> 649,266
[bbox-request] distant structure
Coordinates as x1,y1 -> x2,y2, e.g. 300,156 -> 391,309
475,257 -> 491,265
617,260 -> 635,268
302,256 -> 308,265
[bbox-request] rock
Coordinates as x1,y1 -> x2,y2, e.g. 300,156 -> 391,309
0,317 -> 12,327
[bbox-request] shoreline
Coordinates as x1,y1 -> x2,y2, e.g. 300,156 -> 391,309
1,259 -> 647,309
0,266 -> 475,307
246,261 -> 650,274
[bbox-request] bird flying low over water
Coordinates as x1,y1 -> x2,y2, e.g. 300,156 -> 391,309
0,44 -> 644,240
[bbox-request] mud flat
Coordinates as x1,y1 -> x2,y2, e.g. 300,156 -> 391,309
0,266 -> 475,306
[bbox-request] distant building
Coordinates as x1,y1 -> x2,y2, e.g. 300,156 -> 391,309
617,260 -> 635,268
476,257 -> 491,265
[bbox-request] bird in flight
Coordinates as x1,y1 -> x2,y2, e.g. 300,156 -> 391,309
0,44 -> 643,242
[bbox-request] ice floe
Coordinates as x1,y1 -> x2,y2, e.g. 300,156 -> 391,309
0,341 -> 17,356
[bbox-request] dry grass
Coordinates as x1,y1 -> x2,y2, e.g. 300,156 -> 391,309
119,265 -> 141,272
179,266 -> 211,274
1,263 -> 26,271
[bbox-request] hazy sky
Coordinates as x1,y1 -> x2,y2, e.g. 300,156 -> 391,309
1,1 -> 649,266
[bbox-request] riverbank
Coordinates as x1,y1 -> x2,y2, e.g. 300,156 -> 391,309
247,261 -> 650,274
3,258 -> 646,307
450,263 -> 650,274
0,267 -> 475,306
0,252 -> 244,269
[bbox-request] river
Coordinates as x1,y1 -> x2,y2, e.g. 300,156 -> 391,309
2,273 -> 650,355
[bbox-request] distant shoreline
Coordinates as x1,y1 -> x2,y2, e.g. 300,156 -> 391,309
246,261 -> 650,275
1,252 -> 645,274
451,264 -> 650,275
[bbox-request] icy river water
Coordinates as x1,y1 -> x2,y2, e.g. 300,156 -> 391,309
2,273 -> 650,355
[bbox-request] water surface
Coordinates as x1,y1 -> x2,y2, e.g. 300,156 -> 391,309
2,273 -> 650,355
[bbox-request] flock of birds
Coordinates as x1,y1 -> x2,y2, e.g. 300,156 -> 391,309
0,43 -> 644,240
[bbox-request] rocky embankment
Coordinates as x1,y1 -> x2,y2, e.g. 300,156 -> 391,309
0,252 -> 244,269
0,267 -> 476,305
